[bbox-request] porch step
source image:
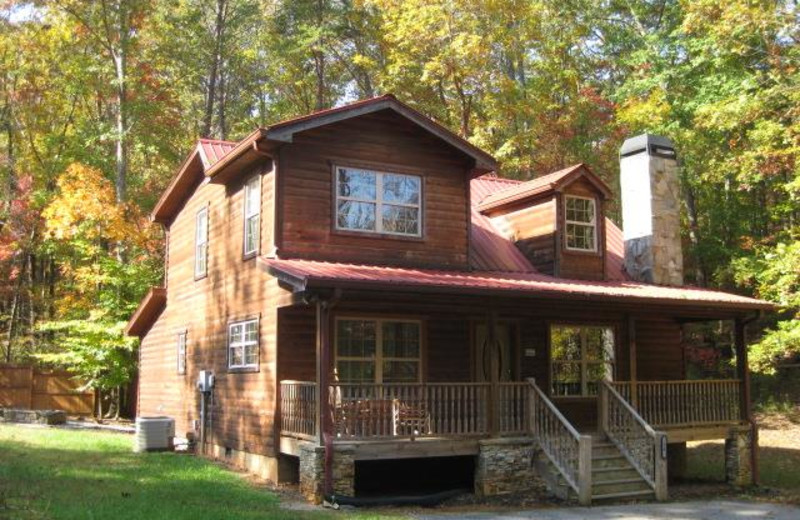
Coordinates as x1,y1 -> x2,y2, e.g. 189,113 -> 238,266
592,478 -> 653,495
592,489 -> 655,501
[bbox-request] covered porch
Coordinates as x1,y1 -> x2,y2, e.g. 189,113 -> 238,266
266,258 -> 768,504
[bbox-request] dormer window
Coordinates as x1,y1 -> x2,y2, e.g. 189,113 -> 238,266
565,195 -> 596,252
335,166 -> 421,237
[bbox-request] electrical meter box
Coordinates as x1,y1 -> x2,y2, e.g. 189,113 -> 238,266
197,370 -> 215,392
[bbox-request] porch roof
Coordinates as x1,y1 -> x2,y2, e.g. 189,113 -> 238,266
262,258 -> 771,312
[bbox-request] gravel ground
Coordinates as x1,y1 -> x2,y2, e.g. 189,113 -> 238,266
409,500 -> 800,520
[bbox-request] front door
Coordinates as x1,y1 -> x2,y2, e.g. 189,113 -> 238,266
474,322 -> 516,382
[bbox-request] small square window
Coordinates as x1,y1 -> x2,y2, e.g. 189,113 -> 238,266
228,319 -> 259,370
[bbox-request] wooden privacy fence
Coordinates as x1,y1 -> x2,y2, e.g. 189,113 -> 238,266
0,365 -> 94,415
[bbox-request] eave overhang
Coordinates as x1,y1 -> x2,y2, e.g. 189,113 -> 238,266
126,287 -> 167,337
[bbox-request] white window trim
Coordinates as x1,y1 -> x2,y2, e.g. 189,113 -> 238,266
228,318 -> 259,370
177,332 -> 187,375
243,175 -> 261,257
334,317 -> 423,383
550,324 -> 615,397
334,166 -> 423,238
194,207 -> 209,278
564,194 -> 597,252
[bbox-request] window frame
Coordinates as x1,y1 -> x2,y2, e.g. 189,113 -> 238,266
227,318 -> 260,371
177,331 -> 187,375
334,316 -> 423,383
243,175 -> 261,258
549,323 -> 615,398
194,206 -> 209,280
333,165 -> 423,238
563,194 -> 598,253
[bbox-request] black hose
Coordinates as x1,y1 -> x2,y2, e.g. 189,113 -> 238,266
325,488 -> 467,508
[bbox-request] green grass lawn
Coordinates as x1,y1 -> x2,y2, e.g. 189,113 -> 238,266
0,424 -> 392,520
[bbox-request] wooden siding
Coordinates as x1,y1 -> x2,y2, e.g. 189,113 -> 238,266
138,158 -> 295,459
489,197 -> 557,274
557,177 -> 607,281
277,109 -> 472,269
635,317 -> 685,381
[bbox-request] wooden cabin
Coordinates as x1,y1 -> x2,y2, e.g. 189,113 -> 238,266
127,95 -> 771,505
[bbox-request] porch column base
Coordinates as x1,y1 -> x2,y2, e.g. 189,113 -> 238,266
725,425 -> 754,487
299,443 -> 324,503
474,437 -> 538,497
667,442 -> 687,481
298,442 -> 355,503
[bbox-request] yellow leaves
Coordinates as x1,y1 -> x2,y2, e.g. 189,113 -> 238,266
42,163 -> 153,248
617,88 -> 671,132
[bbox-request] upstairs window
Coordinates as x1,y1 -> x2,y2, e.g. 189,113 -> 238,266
335,166 -> 421,237
195,207 -> 209,279
177,332 -> 187,375
335,318 -> 421,383
228,319 -> 259,370
550,325 -> 614,397
243,175 -> 261,257
565,195 -> 597,251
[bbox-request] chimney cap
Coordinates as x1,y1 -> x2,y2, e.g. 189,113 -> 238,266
620,133 -> 676,159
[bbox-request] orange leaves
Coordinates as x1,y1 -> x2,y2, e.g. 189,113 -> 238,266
42,163 -> 152,247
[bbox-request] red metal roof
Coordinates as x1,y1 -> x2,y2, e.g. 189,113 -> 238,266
470,176 -> 534,272
263,258 -> 770,311
477,164 -> 612,213
198,138 -> 237,168
604,218 -> 629,281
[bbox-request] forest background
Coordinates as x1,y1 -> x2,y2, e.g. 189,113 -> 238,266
0,0 -> 797,415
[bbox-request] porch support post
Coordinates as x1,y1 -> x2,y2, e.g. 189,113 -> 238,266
734,318 -> 751,424
315,298 -> 333,496
627,315 -> 638,407
487,309 -> 500,437
733,317 -> 758,486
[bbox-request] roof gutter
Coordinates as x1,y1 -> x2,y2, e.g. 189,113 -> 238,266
204,128 -> 267,180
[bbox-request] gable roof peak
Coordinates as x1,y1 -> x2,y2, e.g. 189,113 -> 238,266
477,163 -> 612,213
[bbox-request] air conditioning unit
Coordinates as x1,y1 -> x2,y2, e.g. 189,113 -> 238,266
134,416 -> 175,452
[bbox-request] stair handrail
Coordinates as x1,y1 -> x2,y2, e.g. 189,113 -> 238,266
599,380 -> 667,501
527,378 -> 592,505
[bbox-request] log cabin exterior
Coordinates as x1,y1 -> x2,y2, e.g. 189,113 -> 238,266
128,95 -> 771,505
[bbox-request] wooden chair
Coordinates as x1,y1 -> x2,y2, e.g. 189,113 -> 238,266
392,399 -> 431,436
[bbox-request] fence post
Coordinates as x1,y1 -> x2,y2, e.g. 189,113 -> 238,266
578,434 -> 593,506
654,431 -> 668,501
28,366 -> 35,409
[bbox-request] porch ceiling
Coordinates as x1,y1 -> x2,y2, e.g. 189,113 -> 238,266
261,258 -> 771,316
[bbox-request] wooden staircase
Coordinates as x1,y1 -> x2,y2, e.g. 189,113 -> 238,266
590,437 -> 655,501
537,435 -> 655,503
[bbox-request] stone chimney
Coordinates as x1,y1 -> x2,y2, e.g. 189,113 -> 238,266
619,134 -> 684,285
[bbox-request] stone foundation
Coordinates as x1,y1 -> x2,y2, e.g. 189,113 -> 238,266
0,408 -> 66,425
299,442 -> 325,502
298,442 -> 355,502
725,425 -> 754,486
474,437 -> 538,496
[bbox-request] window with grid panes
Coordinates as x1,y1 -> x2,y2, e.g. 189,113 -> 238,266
335,318 -> 421,383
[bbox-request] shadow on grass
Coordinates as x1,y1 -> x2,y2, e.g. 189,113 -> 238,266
0,426 -> 332,520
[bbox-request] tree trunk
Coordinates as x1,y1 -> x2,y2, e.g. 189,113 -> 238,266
684,182 -> 707,286
202,0 -> 227,138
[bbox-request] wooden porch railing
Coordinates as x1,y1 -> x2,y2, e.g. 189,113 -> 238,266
600,381 -> 667,500
609,380 -> 741,427
528,379 -> 592,505
328,382 -> 492,439
279,381 -> 317,440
